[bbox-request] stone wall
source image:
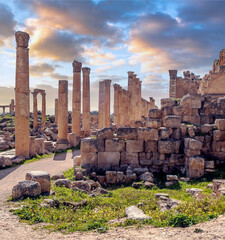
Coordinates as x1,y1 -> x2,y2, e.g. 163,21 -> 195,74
169,70 -> 201,99
80,117 -> 225,179
158,94 -> 225,125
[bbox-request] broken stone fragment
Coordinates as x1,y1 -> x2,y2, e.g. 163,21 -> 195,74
125,206 -> 151,220
25,170 -> 50,193
12,180 -> 41,200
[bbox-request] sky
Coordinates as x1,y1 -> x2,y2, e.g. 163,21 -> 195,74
0,0 -> 224,114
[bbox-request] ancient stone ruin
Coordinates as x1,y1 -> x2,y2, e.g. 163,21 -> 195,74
1,30 -> 225,184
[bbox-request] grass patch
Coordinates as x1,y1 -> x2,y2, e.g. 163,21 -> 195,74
10,167 -> 225,233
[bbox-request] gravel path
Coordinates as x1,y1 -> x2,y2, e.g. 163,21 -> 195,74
0,150 -> 80,202
1,150 -> 225,239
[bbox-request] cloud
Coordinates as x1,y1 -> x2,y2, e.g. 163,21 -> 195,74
30,63 -> 55,77
0,3 -> 17,46
49,73 -> 72,81
29,30 -> 89,62
128,9 -> 225,75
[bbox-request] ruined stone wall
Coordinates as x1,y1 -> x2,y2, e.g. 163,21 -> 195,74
169,70 -> 201,99
80,117 -> 225,179
198,49 -> 225,96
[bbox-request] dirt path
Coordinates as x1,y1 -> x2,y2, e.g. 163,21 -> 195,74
0,150 -> 80,202
0,150 -> 225,239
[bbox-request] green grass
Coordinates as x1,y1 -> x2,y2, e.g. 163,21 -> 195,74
10,167 -> 225,233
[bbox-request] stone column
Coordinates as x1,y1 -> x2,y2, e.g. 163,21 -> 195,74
41,92 -> 46,127
98,81 -> 105,129
104,79 -> 111,127
82,67 -> 91,136
32,92 -> 38,128
15,31 -> 30,158
72,60 -> 82,136
3,107 -> 5,114
10,99 -> 15,114
56,80 -> 69,147
113,84 -> 119,126
55,98 -> 58,125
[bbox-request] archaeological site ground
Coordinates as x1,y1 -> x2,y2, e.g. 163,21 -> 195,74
0,1 -> 225,239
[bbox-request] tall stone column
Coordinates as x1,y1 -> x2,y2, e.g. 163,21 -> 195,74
15,31 -> 30,158
41,92 -> 46,127
98,81 -> 105,129
82,67 -> 91,136
113,84 -> 119,126
104,79 -> 111,127
55,98 -> 58,125
72,60 -> 82,136
56,80 -> 69,148
32,92 -> 38,128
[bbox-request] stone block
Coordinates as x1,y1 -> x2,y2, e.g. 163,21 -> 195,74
140,159 -> 153,166
81,152 -> 98,170
97,128 -> 114,139
215,119 -> 225,131
145,140 -> 157,152
171,128 -> 181,140
158,141 -> 175,154
161,98 -> 175,109
25,171 -> 50,193
164,115 -> 181,128
117,127 -> 137,140
68,133 -> 77,147
213,130 -> 225,141
145,119 -> 161,129
166,175 -> 178,181
205,161 -> 215,169
12,180 -> 41,200
180,123 -> 187,137
34,138 -> 44,155
184,138 -> 192,148
126,140 -> 144,152
98,152 -> 120,170
106,171 -> 117,184
159,127 -> 170,140
137,128 -> 158,141
54,179 -> 72,188
81,138 -> 104,152
189,139 -> 203,150
201,124 -> 213,133
173,106 -> 184,116
105,139 -> 125,152
139,172 -> 154,182
188,126 -> 195,138
122,152 -> 139,167
184,149 -> 201,157
188,157 -> 205,179
149,109 -> 162,119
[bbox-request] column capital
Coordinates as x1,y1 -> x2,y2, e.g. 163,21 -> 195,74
72,60 -> 82,72
32,92 -> 38,97
128,71 -> 134,76
82,67 -> 90,75
15,31 -> 30,48
103,79 -> 112,85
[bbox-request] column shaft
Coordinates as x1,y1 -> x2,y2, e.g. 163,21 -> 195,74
41,93 -> 46,127
57,80 -> 68,143
15,31 -> 30,158
33,93 -> 38,128
55,98 -> 58,125
82,67 -> 91,136
72,61 -> 82,136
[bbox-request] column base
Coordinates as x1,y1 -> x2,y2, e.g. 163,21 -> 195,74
55,139 -> 70,151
